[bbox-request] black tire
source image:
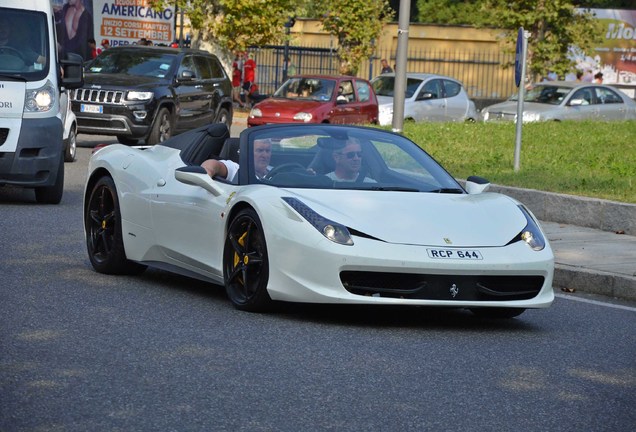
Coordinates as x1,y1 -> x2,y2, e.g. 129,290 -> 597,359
469,308 -> 526,319
85,176 -> 147,275
223,208 -> 272,311
146,107 -> 172,145
35,155 -> 64,204
64,126 -> 77,162
216,107 -> 232,128
116,136 -> 139,145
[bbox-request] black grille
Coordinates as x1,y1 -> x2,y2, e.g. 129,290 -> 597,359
72,89 -> 125,104
340,271 -> 544,301
0,128 -> 8,145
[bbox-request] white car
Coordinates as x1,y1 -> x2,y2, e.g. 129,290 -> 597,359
371,73 -> 479,125
482,81 -> 636,122
84,123 -> 554,318
60,90 -> 77,162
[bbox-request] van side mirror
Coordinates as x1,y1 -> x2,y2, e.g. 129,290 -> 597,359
60,53 -> 84,89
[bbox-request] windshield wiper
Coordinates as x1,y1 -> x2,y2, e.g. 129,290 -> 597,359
0,74 -> 26,81
368,186 -> 420,192
429,187 -> 464,194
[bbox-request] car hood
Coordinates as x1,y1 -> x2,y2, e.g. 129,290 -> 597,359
286,189 -> 527,247
83,73 -> 168,89
255,98 -> 327,112
484,101 -> 557,114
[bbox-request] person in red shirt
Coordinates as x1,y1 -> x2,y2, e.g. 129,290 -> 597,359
242,52 -> 257,107
232,52 -> 245,108
88,38 -> 101,59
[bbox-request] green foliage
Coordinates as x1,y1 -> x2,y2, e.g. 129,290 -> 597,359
395,120 -> 636,203
319,0 -> 394,75
413,1 -> 604,81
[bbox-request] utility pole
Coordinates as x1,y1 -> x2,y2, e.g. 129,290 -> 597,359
392,0 -> 411,133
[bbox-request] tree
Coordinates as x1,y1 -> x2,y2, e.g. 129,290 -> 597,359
318,0 -> 394,75
415,1 -> 604,81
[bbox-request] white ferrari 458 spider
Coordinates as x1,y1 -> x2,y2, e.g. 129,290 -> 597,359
84,123 -> 554,318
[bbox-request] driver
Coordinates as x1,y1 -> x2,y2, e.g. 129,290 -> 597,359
0,16 -> 46,66
201,138 -> 272,182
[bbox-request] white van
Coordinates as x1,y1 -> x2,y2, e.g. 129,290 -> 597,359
0,0 -> 83,203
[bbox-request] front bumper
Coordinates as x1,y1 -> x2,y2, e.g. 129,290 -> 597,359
71,99 -> 158,138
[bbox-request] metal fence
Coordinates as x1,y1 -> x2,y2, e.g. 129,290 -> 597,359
249,45 -> 517,107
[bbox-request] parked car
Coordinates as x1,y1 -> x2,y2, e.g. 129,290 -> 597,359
371,73 -> 478,125
481,82 -> 636,122
70,46 -> 233,145
84,122 -> 554,317
247,75 -> 378,126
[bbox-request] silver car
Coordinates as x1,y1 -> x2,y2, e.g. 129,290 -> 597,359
371,73 -> 478,125
482,81 -> 636,122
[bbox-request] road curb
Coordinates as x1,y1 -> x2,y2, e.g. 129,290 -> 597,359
553,265 -> 636,302
490,184 -> 636,236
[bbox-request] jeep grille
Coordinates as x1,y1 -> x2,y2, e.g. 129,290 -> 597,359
71,89 -> 125,104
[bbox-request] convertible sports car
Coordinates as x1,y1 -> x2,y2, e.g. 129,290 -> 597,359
84,123 -> 554,318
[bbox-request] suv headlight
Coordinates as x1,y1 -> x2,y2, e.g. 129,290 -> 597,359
127,91 -> 154,101
24,81 -> 55,112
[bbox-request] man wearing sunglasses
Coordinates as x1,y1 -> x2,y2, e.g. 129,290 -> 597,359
326,138 -> 374,183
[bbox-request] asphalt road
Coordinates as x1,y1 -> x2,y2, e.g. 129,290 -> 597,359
1,134 -> 635,431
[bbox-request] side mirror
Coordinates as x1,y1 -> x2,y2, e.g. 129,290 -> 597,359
178,70 -> 195,81
417,92 -> 434,100
465,175 -> 490,194
569,98 -> 585,106
60,52 -> 84,89
175,166 -> 224,196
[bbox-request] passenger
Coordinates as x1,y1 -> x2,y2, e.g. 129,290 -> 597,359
326,138 -> 375,183
201,138 -> 272,182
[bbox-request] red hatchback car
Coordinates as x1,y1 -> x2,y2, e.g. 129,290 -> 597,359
247,75 -> 378,126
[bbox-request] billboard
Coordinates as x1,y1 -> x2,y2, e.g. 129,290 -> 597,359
573,9 -> 636,86
52,0 -> 176,61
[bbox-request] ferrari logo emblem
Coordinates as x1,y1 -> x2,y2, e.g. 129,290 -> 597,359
450,284 -> 459,298
444,237 -> 452,244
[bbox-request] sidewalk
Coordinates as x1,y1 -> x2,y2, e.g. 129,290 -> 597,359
542,222 -> 636,302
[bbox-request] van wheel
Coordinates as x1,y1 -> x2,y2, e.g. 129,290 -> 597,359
147,108 -> 172,145
117,136 -> 139,145
35,155 -> 64,204
64,126 -> 77,162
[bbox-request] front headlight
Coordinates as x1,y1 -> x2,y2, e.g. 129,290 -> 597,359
250,107 -> 262,118
509,205 -> 546,251
522,112 -> 541,123
483,111 -> 490,121
126,91 -> 154,101
293,112 -> 313,122
282,197 -> 353,245
24,81 -> 55,112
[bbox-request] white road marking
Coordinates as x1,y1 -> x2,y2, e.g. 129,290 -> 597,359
555,293 -> 636,312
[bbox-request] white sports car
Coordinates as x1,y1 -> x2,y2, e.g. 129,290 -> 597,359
84,123 -> 554,318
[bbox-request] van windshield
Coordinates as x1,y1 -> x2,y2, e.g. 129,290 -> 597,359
0,8 -> 50,81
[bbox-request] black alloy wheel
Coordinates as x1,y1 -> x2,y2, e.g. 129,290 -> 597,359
147,107 -> 172,145
85,176 -> 146,275
223,208 -> 272,311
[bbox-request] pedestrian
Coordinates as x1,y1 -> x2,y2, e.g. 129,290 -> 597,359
101,39 -> 111,51
284,56 -> 296,78
243,52 -> 257,107
232,51 -> 245,108
594,72 -> 603,83
88,38 -> 100,59
380,58 -> 393,74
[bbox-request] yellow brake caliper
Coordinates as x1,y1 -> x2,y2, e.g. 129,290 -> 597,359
233,231 -> 248,284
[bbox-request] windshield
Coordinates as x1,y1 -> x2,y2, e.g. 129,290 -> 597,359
371,76 -> 424,98
86,50 -> 177,78
242,125 -> 462,193
508,85 -> 573,105
0,8 -> 50,81
273,77 -> 336,101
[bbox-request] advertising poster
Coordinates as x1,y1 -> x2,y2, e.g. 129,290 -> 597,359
52,0 -> 176,62
93,0 -> 176,47
574,9 -> 636,86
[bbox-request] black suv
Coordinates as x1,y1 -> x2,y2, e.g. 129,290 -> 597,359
70,46 -> 233,145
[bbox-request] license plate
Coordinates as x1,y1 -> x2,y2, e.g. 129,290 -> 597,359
427,249 -> 483,260
81,104 -> 103,113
